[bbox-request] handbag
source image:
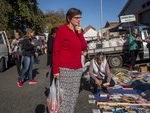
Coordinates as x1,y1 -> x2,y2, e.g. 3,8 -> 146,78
47,78 -> 62,113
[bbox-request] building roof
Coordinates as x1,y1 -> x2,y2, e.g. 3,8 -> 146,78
84,25 -> 96,33
118,0 -> 132,16
84,28 -> 97,38
104,21 -> 119,28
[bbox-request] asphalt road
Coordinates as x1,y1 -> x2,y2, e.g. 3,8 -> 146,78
0,54 -> 98,113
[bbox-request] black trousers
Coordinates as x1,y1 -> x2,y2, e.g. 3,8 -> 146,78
90,76 -> 115,92
130,50 -> 138,67
49,67 -> 54,86
15,57 -> 21,76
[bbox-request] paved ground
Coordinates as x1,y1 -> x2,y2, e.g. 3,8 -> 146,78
0,54 -> 98,113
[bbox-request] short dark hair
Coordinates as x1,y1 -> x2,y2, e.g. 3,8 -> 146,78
95,52 -> 105,62
96,52 -> 104,56
50,27 -> 58,35
66,8 -> 82,23
131,27 -> 138,33
15,30 -> 23,37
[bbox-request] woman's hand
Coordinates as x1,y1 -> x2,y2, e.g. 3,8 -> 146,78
75,25 -> 82,33
54,73 -> 60,79
95,79 -> 102,86
35,52 -> 38,57
136,37 -> 142,42
31,42 -> 35,45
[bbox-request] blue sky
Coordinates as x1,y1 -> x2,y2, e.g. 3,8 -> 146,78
37,0 -> 127,30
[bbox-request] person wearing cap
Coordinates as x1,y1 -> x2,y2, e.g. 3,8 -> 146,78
89,52 -> 115,93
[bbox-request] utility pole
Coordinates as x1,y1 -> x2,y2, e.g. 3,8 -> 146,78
100,0 -> 103,39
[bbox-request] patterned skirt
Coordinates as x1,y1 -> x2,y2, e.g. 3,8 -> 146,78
59,68 -> 83,113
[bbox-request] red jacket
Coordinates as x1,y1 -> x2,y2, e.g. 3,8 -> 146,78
52,24 -> 87,74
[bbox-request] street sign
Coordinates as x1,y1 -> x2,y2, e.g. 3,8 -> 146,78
120,14 -> 136,23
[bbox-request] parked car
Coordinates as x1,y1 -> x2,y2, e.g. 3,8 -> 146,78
0,31 -> 12,72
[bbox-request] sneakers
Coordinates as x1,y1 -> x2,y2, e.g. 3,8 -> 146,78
17,79 -> 37,87
29,79 -> 37,84
17,81 -> 23,88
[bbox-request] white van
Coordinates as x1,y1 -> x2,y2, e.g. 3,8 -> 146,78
0,31 -> 11,72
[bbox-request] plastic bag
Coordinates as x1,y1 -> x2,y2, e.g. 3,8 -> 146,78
47,78 -> 62,113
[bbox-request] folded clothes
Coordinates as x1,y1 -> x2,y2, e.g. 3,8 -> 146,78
108,88 -> 137,94
131,80 -> 150,93
121,85 -> 132,88
140,90 -> 150,101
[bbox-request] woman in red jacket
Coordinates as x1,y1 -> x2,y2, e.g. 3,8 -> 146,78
52,8 -> 87,113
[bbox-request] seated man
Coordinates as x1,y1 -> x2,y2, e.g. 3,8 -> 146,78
89,52 -> 115,93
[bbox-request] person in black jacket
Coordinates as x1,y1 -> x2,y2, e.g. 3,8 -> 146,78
47,27 -> 58,67
46,27 -> 58,86
17,29 -> 38,87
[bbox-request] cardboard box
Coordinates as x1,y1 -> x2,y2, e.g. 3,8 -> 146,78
139,65 -> 147,73
147,64 -> 150,71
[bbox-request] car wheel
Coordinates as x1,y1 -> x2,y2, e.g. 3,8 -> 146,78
108,55 -> 123,68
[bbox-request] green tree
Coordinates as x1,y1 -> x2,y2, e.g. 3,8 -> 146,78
45,9 -> 66,32
8,0 -> 45,34
0,0 -> 12,31
0,0 -> 45,36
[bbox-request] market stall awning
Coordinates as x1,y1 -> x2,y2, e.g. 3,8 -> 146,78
109,22 -> 149,32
